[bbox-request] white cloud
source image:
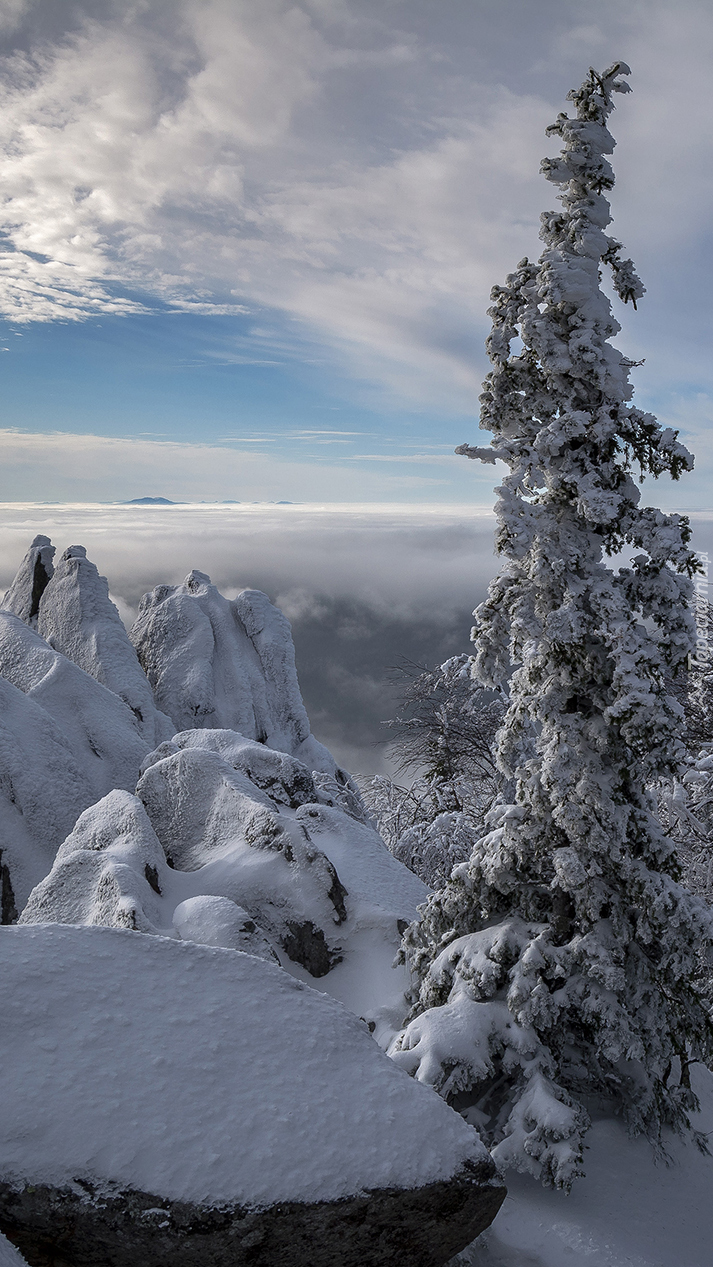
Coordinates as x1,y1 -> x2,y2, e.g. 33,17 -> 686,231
0,500 -> 496,618
0,427 -> 494,502
0,0 -> 35,36
0,1 -> 711,415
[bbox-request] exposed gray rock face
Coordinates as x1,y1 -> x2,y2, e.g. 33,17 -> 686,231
1,535 -> 55,627
129,571 -> 340,774
0,1163 -> 504,1267
36,544 -> 174,749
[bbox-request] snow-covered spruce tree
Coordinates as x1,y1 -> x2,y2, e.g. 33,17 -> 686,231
389,63 -> 713,1189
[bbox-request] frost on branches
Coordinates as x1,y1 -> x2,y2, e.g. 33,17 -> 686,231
390,64 -> 713,1191
360,657 -> 504,889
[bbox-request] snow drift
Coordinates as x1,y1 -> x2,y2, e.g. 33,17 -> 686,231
0,925 -> 504,1267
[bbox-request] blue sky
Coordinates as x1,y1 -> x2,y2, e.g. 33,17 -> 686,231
0,0 -> 711,505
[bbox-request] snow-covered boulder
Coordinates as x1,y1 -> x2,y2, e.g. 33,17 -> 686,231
140,726 -> 321,806
0,676 -> 94,918
0,925 -> 505,1267
1,535 -> 54,628
129,570 -> 339,773
172,895 -> 280,963
0,611 -> 150,805
19,790 -> 167,933
22,731 -> 428,1041
34,544 -> 174,749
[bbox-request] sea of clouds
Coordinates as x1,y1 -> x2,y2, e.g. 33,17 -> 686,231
0,503 -> 498,773
2,502 -> 711,775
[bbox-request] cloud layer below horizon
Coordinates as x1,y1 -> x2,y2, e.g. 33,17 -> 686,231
1,502 -> 712,773
0,502 -> 497,771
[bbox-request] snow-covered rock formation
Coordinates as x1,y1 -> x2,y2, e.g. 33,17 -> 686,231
4,539 -> 173,748
0,676 -> 94,917
22,730 -> 428,1043
0,534 -> 509,1261
35,545 -> 174,748
0,924 -> 504,1267
1,535 -> 55,628
0,540 -> 357,925
130,570 -> 338,773
0,611 -> 149,803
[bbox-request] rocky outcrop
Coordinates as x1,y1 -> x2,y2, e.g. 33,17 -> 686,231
0,612 -> 150,804
1,535 -> 55,627
129,570 -> 340,774
0,675 -> 95,917
35,545 -> 174,749
172,895 -> 280,963
19,790 -> 167,933
0,926 -> 506,1266
21,735 -> 426,1035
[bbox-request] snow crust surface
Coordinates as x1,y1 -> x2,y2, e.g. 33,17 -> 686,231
0,924 -> 490,1208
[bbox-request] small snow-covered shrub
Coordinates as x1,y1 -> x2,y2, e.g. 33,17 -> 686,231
360,656 -> 504,888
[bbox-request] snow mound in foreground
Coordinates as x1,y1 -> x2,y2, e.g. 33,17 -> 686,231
0,924 -> 492,1209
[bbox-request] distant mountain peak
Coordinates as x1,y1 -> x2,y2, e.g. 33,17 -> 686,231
126,497 -> 175,505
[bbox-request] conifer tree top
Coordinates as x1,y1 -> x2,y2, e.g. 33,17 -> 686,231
457,61 -> 696,567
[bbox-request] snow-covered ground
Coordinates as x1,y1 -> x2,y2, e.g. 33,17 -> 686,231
1,531 -> 711,1267
2,1075 -> 710,1267
452,1065 -> 713,1267
0,925 -> 490,1210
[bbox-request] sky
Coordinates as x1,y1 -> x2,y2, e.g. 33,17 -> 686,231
1,1 -> 712,771
0,0 -> 711,506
